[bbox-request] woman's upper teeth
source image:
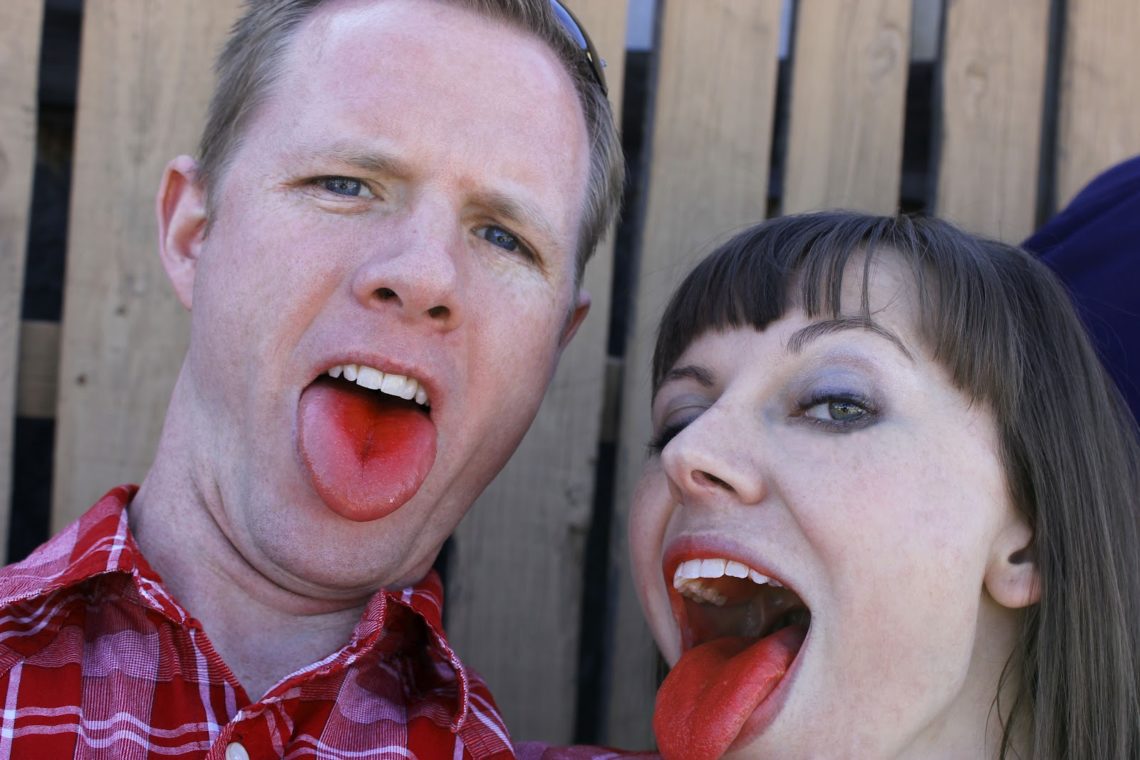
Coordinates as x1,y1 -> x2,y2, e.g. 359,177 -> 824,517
328,364 -> 429,407
673,557 -> 784,606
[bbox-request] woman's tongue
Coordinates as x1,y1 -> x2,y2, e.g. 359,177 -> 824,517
298,377 -> 436,521
654,624 -> 807,760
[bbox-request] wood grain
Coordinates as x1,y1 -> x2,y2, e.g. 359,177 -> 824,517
0,0 -> 45,560
782,0 -> 912,214
936,0 -> 1049,241
53,0 -> 242,530
1056,0 -> 1140,208
605,0 -> 785,748
446,0 -> 630,743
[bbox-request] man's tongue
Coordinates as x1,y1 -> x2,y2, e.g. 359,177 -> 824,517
298,378 -> 436,521
654,624 -> 806,760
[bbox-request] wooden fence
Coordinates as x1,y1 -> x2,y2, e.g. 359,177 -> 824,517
3,0 -> 1139,750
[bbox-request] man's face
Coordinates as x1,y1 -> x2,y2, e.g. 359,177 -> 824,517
163,0 -> 591,595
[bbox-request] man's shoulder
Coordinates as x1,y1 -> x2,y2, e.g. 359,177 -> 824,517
514,743 -> 659,760
0,485 -> 137,608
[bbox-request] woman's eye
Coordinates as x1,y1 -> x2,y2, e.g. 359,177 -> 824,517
647,411 -> 705,454
802,396 -> 874,427
318,177 -> 371,198
475,225 -> 522,254
647,422 -> 687,455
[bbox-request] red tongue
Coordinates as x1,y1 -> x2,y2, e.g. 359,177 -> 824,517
654,625 -> 806,760
298,378 -> 436,521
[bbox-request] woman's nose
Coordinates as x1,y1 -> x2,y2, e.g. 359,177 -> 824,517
660,410 -> 767,506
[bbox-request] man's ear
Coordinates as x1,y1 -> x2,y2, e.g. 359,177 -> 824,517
984,511 -> 1041,609
559,288 -> 591,350
157,155 -> 208,310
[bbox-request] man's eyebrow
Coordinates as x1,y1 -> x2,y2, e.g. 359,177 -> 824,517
300,143 -> 414,178
786,316 -> 914,361
470,189 -> 563,254
659,364 -> 716,388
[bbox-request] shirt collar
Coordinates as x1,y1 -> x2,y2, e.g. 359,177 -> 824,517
1,485 -> 474,730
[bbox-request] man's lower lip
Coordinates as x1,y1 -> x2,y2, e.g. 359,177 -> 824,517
727,626 -> 809,750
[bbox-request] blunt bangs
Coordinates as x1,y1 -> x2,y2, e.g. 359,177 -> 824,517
652,213 -> 1020,416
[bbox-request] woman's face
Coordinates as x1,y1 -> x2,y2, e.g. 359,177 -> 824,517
631,256 -> 1035,758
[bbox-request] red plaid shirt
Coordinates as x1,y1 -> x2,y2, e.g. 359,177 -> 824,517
0,486 -> 520,759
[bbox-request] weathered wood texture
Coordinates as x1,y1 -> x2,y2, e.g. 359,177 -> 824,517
935,0 -> 1050,241
605,1 -> 785,748
53,0 -> 242,531
0,0 -> 45,561
782,0 -> 912,214
1056,0 -> 1140,208
447,0 -> 629,743
6,0 -> 1140,753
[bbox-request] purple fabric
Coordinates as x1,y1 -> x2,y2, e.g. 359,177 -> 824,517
1023,155 -> 1140,423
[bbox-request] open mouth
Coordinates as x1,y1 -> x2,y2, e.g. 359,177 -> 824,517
653,556 -> 811,760
672,557 -> 811,651
297,362 -> 437,522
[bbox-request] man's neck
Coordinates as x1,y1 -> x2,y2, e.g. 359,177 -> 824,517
130,436 -> 371,702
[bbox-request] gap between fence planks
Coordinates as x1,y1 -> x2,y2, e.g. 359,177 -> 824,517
935,0 -> 1050,242
605,1 -> 785,749
16,321 -> 60,421
1055,0 -> 1140,208
446,0 -> 629,743
782,0 -> 912,215
53,0 -> 243,531
0,0 -> 45,562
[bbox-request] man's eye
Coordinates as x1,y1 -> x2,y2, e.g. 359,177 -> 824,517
475,225 -> 520,253
319,177 -> 370,197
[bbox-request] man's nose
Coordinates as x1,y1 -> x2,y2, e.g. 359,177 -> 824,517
660,409 -> 767,507
350,204 -> 465,329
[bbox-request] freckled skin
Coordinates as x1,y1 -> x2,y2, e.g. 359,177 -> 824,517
135,0 -> 593,698
152,0 -> 591,595
631,256 -> 1034,758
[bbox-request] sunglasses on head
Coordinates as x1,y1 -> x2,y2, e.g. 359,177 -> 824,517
549,0 -> 608,96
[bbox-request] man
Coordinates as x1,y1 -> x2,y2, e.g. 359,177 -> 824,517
0,0 -> 623,757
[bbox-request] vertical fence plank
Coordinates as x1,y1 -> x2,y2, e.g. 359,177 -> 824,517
446,0 -> 628,744
782,0 -> 912,214
0,0 -> 45,560
605,1 -> 785,748
935,0 -> 1049,241
1056,0 -> 1140,207
52,0 -> 241,530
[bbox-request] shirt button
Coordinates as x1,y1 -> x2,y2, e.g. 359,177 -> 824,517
225,743 -> 251,760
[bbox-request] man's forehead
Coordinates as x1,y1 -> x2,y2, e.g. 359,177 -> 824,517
238,0 -> 590,267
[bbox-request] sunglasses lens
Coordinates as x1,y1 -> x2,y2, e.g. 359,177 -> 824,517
550,0 -> 589,48
549,0 -> 608,96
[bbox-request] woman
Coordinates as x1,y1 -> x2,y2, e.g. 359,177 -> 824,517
629,212 -> 1140,758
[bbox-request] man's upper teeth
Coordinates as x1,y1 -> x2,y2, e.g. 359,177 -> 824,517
327,364 -> 430,407
672,557 -> 784,594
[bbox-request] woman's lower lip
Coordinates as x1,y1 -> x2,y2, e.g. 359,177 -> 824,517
726,625 -> 810,750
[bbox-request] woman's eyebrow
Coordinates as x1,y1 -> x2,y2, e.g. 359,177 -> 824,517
786,317 -> 914,361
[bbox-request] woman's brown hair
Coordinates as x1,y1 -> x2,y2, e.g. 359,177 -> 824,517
652,211 -> 1140,758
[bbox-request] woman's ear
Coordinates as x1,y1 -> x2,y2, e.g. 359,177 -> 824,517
984,511 -> 1041,609
156,155 -> 208,310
